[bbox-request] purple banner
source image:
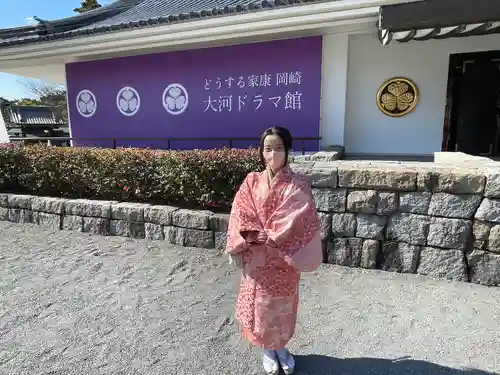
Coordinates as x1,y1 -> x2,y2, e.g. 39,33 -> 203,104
66,36 -> 323,151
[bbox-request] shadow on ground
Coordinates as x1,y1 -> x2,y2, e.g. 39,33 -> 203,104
294,355 -> 498,375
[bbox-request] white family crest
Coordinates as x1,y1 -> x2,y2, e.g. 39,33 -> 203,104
116,86 -> 140,116
76,89 -> 97,118
163,83 -> 189,115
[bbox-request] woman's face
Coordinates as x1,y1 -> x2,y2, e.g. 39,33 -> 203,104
262,134 -> 286,172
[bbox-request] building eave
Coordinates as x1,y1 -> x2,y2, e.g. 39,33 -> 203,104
0,0 -> 141,45
0,0 -> 416,66
378,0 -> 500,45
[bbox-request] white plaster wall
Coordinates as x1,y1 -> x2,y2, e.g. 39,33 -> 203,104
339,32 -> 500,155
0,115 -> 9,143
320,33 -> 349,148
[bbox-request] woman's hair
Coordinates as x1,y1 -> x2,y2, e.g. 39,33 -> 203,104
259,126 -> 293,167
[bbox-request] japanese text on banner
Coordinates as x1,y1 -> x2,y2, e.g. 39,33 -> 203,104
202,71 -> 303,113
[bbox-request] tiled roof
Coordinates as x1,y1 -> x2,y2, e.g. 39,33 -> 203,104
0,0 -> 142,47
2,105 -> 66,125
378,0 -> 500,45
0,0 -> 336,48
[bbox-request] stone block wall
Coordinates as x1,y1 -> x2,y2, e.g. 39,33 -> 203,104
0,195 -> 230,251
0,160 -> 499,286
294,161 -> 500,286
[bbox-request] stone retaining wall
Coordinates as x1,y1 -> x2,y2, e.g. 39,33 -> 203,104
1,159 -> 499,286
293,160 -> 500,287
0,195 -> 230,251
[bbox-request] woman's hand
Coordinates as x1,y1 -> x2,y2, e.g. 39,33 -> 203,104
247,231 -> 267,244
254,231 -> 268,244
241,230 -> 267,244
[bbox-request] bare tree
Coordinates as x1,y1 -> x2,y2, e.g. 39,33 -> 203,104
17,77 -> 65,99
17,77 -> 68,122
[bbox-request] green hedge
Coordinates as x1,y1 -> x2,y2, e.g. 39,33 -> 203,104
0,144 -> 262,211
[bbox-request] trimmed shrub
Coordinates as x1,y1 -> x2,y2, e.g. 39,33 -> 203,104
0,143 -> 23,192
0,145 -> 262,210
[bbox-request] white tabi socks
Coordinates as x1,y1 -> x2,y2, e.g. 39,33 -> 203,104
262,349 -> 279,374
262,348 -> 295,374
276,348 -> 295,374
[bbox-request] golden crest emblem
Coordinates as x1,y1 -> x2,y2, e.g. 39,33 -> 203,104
376,77 -> 419,117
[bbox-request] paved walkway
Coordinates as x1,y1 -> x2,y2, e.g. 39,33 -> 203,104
0,222 -> 499,375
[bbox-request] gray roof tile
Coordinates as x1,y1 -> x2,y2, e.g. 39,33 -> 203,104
3,105 -> 66,125
0,0 -> 338,48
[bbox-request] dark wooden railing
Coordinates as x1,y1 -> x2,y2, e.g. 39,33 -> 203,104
10,136 -> 321,155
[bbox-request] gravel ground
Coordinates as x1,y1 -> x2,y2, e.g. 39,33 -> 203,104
0,221 -> 499,375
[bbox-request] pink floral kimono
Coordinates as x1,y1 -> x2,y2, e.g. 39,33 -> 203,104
226,166 -> 322,350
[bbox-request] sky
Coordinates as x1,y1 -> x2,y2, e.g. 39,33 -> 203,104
0,0 -> 111,99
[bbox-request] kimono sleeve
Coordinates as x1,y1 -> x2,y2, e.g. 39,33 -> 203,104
225,172 -> 262,255
265,174 -> 321,255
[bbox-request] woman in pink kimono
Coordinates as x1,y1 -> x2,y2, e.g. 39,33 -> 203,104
226,126 -> 322,374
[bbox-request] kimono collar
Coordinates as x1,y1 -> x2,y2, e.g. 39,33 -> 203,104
266,165 -> 292,185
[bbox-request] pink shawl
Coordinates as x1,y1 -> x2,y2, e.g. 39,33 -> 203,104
226,167 -> 322,272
